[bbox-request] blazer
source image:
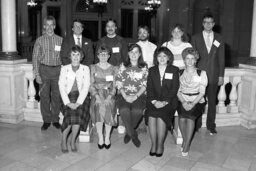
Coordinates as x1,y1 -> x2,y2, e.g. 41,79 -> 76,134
60,35 -> 94,66
58,64 -> 90,105
191,32 -> 225,84
146,65 -> 180,109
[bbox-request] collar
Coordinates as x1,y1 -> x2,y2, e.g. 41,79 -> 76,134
203,31 -> 213,37
73,34 -> 82,39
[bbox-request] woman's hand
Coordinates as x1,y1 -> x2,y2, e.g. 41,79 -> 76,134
125,95 -> 135,103
67,103 -> 76,110
154,101 -> 165,108
182,101 -> 195,111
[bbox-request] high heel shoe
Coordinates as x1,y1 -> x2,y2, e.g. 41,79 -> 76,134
181,152 -> 188,157
155,153 -> 163,157
149,151 -> 156,156
104,144 -> 111,149
71,143 -> 77,152
98,144 -> 104,149
61,141 -> 68,153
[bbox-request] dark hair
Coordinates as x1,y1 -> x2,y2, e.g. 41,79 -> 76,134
169,23 -> 189,42
97,45 -> 111,56
43,16 -> 56,26
124,44 -> 147,68
202,13 -> 215,22
106,18 -> 117,27
181,47 -> 199,61
138,25 -> 150,33
153,47 -> 174,66
69,45 -> 84,61
72,19 -> 84,28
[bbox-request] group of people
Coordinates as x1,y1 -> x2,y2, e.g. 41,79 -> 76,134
32,12 -> 224,157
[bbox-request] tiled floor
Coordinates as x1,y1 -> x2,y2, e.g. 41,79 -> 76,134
0,121 -> 256,171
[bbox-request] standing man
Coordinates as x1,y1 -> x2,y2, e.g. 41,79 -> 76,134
191,13 -> 225,135
60,19 -> 94,66
32,16 -> 63,130
136,25 -> 157,68
95,19 -> 128,66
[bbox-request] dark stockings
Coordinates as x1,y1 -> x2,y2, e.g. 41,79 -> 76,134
148,117 -> 167,154
179,117 -> 195,152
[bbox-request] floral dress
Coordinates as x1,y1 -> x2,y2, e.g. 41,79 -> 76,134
89,64 -> 118,126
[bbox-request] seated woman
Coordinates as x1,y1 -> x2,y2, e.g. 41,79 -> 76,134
59,45 -> 90,153
116,44 -> 148,148
90,45 -> 118,150
146,47 -> 180,157
177,47 -> 208,157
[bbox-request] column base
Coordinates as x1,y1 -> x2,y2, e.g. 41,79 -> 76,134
0,51 -> 21,60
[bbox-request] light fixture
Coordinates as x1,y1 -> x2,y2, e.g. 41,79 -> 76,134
93,0 -> 108,5
27,0 -> 37,7
145,0 -> 161,12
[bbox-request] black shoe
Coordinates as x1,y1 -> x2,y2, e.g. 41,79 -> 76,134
209,128 -> 217,135
155,153 -> 163,157
52,122 -> 61,129
98,144 -> 104,149
132,136 -> 141,148
104,144 -> 111,149
124,134 -> 131,144
41,123 -> 51,130
149,151 -> 156,156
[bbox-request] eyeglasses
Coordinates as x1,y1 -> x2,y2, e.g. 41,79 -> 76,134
98,53 -> 109,56
203,21 -> 214,24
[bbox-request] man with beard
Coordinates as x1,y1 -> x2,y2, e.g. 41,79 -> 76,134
136,26 -> 157,68
95,19 -> 128,66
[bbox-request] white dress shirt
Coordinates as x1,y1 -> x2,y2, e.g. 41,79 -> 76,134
73,35 -> 82,46
203,31 -> 214,53
137,40 -> 157,68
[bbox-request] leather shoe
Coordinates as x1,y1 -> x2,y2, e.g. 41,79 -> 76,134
98,144 -> 104,149
41,123 -> 51,131
104,144 -> 111,149
124,134 -> 131,144
209,128 -> 217,135
132,136 -> 141,148
52,122 -> 61,129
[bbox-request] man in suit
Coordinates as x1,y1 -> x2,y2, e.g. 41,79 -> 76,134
191,13 -> 225,135
60,19 -> 94,66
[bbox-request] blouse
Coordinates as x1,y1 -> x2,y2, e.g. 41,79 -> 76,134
178,69 -> 208,103
115,63 -> 148,95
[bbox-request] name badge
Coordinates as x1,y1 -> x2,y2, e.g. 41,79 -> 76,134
193,75 -> 201,82
55,45 -> 61,51
164,73 -> 173,80
106,75 -> 114,81
134,72 -> 143,79
213,40 -> 220,47
112,47 -> 120,53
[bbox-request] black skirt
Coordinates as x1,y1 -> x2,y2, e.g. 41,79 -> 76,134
177,102 -> 206,120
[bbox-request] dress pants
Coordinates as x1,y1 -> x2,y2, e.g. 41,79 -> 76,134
39,64 -> 61,123
196,83 -> 218,130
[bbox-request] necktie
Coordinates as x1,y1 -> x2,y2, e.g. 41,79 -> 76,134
206,33 -> 212,52
77,37 -> 81,47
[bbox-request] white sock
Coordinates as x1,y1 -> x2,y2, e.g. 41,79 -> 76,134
96,122 -> 104,145
105,124 -> 112,145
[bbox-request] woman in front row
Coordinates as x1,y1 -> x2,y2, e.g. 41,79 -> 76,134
116,44 -> 148,148
59,46 -> 90,153
177,47 -> 208,156
146,47 -> 180,157
90,45 -> 118,149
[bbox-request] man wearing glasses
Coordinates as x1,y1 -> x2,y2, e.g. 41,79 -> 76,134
191,13 -> 225,135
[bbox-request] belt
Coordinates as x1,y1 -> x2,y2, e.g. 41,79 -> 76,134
182,92 -> 199,96
40,64 -> 61,67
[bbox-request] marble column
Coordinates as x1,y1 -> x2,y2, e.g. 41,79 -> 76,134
250,0 -> 256,57
0,0 -> 20,60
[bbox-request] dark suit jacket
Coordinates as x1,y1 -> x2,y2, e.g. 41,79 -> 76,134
146,65 -> 180,111
60,35 -> 94,66
191,32 -> 225,84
